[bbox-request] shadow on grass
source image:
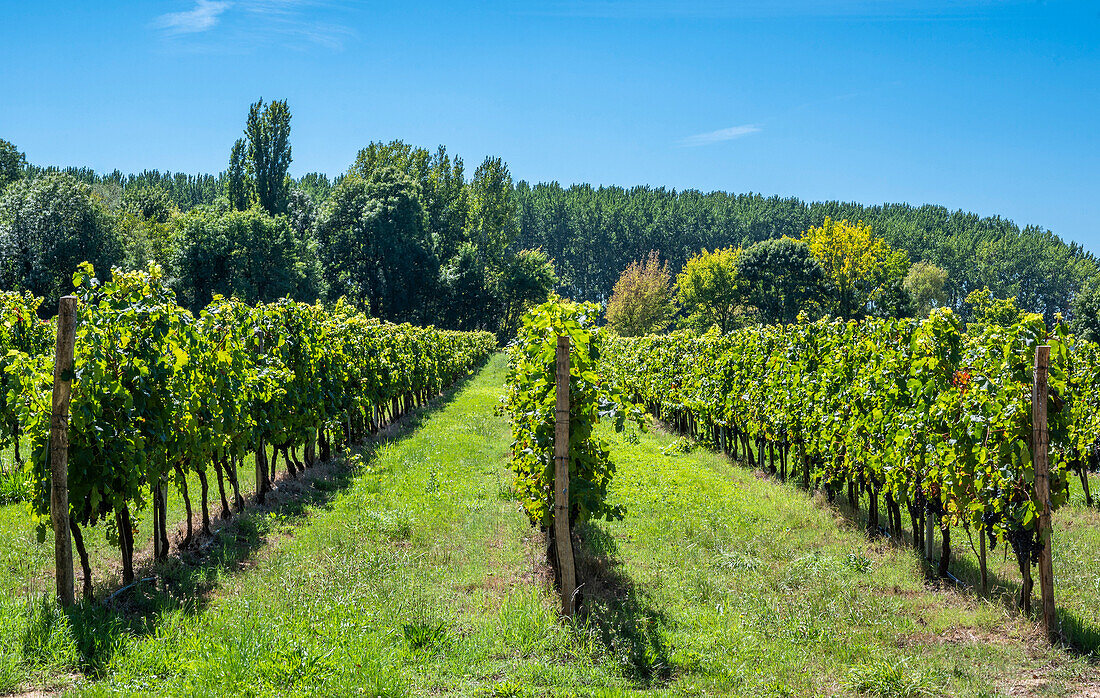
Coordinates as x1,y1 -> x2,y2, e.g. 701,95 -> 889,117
50,365 -> 484,678
827,487 -> 1100,655
658,421 -> 1100,658
573,520 -> 672,688
1060,609 -> 1100,656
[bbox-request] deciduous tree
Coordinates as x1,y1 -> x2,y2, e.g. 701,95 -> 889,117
465,157 -> 516,269
439,242 -> 493,331
350,140 -> 469,264
737,237 -> 823,324
1070,277 -> 1100,342
225,138 -> 250,211
903,261 -> 948,317
495,248 -> 558,340
802,218 -> 901,319
0,139 -> 26,190
676,247 -> 744,333
243,99 -> 292,216
316,167 -> 436,321
0,173 -> 121,307
605,251 -> 678,336
121,184 -> 175,224
174,206 -> 318,310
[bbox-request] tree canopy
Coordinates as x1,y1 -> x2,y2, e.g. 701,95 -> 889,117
605,251 -> 678,336
0,173 -> 121,306
2,98 -> 1096,337
903,261 -> 949,317
1071,277 -> 1100,343
512,183 -> 1094,325
737,237 -> 823,324
174,206 -> 320,311
465,157 -> 516,268
243,98 -> 292,215
676,247 -> 745,333
801,218 -> 906,319
0,139 -> 26,191
316,167 -> 435,322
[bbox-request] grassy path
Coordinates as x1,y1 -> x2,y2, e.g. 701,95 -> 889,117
2,354 -> 1098,696
583,425 -> 1098,696
60,355 -> 620,696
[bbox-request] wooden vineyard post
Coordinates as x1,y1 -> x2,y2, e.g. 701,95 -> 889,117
554,335 -> 577,618
925,507 -> 935,562
1033,345 -> 1057,641
305,428 -> 316,468
50,296 -> 77,607
255,334 -> 269,504
979,532 -> 988,595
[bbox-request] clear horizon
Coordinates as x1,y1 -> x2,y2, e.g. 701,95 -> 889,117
3,0 -> 1098,252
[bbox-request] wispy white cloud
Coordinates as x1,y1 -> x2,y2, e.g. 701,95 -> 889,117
238,0 -> 354,50
153,0 -> 232,35
152,0 -> 354,51
679,124 -> 761,147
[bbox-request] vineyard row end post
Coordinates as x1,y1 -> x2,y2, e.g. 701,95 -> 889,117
255,333 -> 269,504
1033,345 -> 1056,641
554,335 -> 577,618
51,295 -> 78,607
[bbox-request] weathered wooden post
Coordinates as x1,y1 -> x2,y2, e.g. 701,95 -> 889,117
305,428 -> 316,468
255,333 -> 269,504
979,533 -> 988,595
554,335 -> 577,617
50,296 -> 77,607
925,507 -> 935,562
1033,345 -> 1056,640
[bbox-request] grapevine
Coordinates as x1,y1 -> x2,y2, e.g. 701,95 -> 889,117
6,264 -> 495,598
602,309 -> 1075,612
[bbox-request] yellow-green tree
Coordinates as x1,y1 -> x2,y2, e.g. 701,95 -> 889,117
801,218 -> 906,318
605,251 -> 678,336
903,260 -> 948,317
964,286 -> 1022,326
676,247 -> 745,333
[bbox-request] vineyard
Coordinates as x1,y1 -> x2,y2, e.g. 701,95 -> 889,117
599,308 -> 1099,617
0,263 -> 494,600
4,294 -> 1100,694
496,300 -> 1100,645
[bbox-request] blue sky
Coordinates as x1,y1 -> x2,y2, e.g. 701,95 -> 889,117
2,1 -> 1098,251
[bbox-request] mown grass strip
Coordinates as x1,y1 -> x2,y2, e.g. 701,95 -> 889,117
4,355 -> 1098,696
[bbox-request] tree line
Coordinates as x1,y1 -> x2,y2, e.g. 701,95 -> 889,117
0,101 -> 553,340
513,182 -> 1097,327
1,99 -> 1097,338
601,219 -> 1070,338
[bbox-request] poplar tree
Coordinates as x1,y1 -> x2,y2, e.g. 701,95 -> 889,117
465,157 -> 516,269
0,139 -> 26,190
225,138 -> 250,211
243,98 -> 292,215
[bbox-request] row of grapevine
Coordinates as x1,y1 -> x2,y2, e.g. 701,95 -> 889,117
4,264 -> 495,599
501,298 -> 642,595
602,308 -> 1086,613
0,292 -> 54,478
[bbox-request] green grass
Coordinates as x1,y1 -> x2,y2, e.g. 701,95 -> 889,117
0,430 -> 277,691
62,355 -> 629,696
1,355 -> 1098,695
577,424 -> 1100,696
1050,476 -> 1100,651
760,446 -> 1100,656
